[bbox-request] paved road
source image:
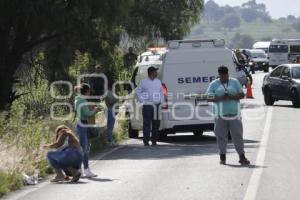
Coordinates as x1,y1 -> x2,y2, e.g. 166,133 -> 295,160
4,71 -> 300,200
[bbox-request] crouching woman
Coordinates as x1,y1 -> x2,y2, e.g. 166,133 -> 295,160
44,125 -> 83,183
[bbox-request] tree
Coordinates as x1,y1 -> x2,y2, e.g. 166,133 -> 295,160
0,0 -> 204,109
241,8 -> 258,22
293,20 -> 300,32
241,0 -> 270,23
242,0 -> 266,13
125,0 -> 203,40
221,14 -> 241,29
230,33 -> 255,49
287,15 -> 296,21
204,0 -> 220,22
261,36 -> 272,41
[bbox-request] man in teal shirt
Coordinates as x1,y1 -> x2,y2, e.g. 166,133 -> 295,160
206,66 -> 250,165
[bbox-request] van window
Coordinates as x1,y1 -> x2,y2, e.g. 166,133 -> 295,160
269,45 -> 288,53
270,66 -> 284,77
290,45 -> 300,54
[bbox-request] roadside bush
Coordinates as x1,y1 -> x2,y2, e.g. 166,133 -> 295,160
0,171 -> 23,197
0,101 -> 53,195
14,53 -> 54,118
0,49 -> 130,197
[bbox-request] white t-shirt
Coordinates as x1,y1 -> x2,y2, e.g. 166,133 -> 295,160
136,78 -> 164,105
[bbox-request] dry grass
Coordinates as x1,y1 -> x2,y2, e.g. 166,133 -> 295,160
0,143 -> 23,172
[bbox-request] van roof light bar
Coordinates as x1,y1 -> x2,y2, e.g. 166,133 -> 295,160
168,39 -> 225,49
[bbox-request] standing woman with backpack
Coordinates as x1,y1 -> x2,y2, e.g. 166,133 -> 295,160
74,83 -> 100,178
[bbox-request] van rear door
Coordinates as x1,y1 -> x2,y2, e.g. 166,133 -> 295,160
161,41 -> 235,122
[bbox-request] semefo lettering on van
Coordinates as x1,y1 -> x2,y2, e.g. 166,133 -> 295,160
178,76 -> 216,84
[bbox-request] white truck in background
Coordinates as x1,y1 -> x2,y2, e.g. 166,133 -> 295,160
253,41 -> 271,54
268,39 -> 289,68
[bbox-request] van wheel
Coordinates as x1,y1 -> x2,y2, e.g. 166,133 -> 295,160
193,130 -> 203,137
128,123 -> 139,138
291,89 -> 300,108
264,88 -> 275,106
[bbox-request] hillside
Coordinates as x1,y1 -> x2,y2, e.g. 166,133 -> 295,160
189,20 -> 300,45
187,0 -> 300,48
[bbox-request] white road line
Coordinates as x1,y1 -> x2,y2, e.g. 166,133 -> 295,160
243,107 -> 273,200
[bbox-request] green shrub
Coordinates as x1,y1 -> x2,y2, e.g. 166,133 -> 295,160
0,171 -> 23,198
0,49 -> 131,197
0,172 -> 9,197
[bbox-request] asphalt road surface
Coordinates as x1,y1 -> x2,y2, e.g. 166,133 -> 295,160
4,71 -> 300,200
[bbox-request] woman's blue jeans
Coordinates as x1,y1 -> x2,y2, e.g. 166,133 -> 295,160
47,148 -> 82,170
76,122 -> 90,169
106,109 -> 116,143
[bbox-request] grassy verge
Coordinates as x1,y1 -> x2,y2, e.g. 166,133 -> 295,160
0,108 -> 128,198
0,53 -> 131,197
0,171 -> 23,198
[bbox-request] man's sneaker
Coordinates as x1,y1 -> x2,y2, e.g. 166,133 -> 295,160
84,168 -> 97,178
220,154 -> 226,165
239,154 -> 250,165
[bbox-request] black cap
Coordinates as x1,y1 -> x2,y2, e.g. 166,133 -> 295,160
148,66 -> 159,74
218,65 -> 229,74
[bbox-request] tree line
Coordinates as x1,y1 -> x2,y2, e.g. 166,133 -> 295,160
203,0 -> 272,29
0,0 -> 203,110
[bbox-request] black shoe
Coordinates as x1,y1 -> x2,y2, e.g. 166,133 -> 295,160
68,168 -> 81,183
220,154 -> 226,165
239,154 -> 250,165
144,142 -> 150,146
151,141 -> 157,146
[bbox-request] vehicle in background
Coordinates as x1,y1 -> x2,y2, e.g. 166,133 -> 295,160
131,48 -> 167,87
126,39 -> 239,138
268,39 -> 289,68
253,41 -> 271,54
245,49 -> 269,73
262,64 -> 300,108
287,39 -> 300,63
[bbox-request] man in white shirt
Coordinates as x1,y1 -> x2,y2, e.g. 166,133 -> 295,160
136,66 -> 164,146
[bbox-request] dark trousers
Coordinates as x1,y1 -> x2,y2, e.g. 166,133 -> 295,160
142,104 -> 160,144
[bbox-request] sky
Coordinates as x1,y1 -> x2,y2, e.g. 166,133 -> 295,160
207,0 -> 300,19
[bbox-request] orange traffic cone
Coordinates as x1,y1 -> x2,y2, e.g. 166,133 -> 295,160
246,82 -> 254,99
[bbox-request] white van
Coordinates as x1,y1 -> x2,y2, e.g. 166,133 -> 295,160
268,39 -> 289,68
126,39 -> 238,138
